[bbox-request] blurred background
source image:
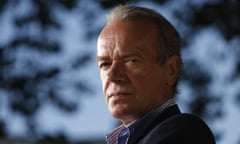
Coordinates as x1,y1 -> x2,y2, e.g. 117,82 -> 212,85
0,0 -> 239,144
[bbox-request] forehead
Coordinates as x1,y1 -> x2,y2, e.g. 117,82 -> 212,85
97,20 -> 159,57
100,19 -> 157,39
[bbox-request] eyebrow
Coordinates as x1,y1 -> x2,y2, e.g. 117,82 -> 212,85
96,56 -> 110,62
96,52 -> 144,62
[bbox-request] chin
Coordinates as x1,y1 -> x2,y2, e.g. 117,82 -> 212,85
110,109 -> 126,119
110,109 -> 138,124
110,109 -> 127,119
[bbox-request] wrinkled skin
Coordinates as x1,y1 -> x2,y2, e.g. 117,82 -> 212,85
97,19 -> 179,125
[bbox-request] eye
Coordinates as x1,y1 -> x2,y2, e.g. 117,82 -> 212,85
99,61 -> 112,69
125,58 -> 139,63
129,59 -> 138,62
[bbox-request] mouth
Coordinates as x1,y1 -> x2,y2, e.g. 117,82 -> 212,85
106,90 -> 133,106
109,92 -> 132,98
107,92 -> 132,104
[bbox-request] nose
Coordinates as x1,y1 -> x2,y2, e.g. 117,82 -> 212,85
106,61 -> 126,83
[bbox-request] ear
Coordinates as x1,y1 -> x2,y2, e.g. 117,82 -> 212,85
166,56 -> 180,86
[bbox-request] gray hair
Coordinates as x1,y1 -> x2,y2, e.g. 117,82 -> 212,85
105,5 -> 182,93
106,5 -> 182,65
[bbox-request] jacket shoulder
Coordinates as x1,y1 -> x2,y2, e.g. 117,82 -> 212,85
140,113 -> 216,144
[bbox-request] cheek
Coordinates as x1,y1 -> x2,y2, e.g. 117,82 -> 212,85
129,68 -> 159,97
100,71 -> 107,84
128,71 -> 152,101
100,72 -> 108,95
129,69 -> 152,86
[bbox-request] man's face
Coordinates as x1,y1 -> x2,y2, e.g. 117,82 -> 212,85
97,20 -> 172,125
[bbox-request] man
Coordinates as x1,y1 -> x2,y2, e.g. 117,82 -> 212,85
96,5 -> 215,144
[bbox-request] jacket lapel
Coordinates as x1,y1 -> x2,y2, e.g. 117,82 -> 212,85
128,105 -> 181,144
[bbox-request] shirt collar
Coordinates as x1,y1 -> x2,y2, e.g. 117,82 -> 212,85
106,99 -> 175,144
106,125 -> 125,144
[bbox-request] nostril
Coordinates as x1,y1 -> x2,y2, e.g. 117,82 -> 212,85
108,71 -> 125,83
117,77 -> 125,82
107,62 -> 126,83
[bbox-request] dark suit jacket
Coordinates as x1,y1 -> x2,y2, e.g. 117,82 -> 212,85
128,105 -> 216,144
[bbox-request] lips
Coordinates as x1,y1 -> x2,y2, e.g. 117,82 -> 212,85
107,92 -> 132,104
105,85 -> 134,100
109,92 -> 131,97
